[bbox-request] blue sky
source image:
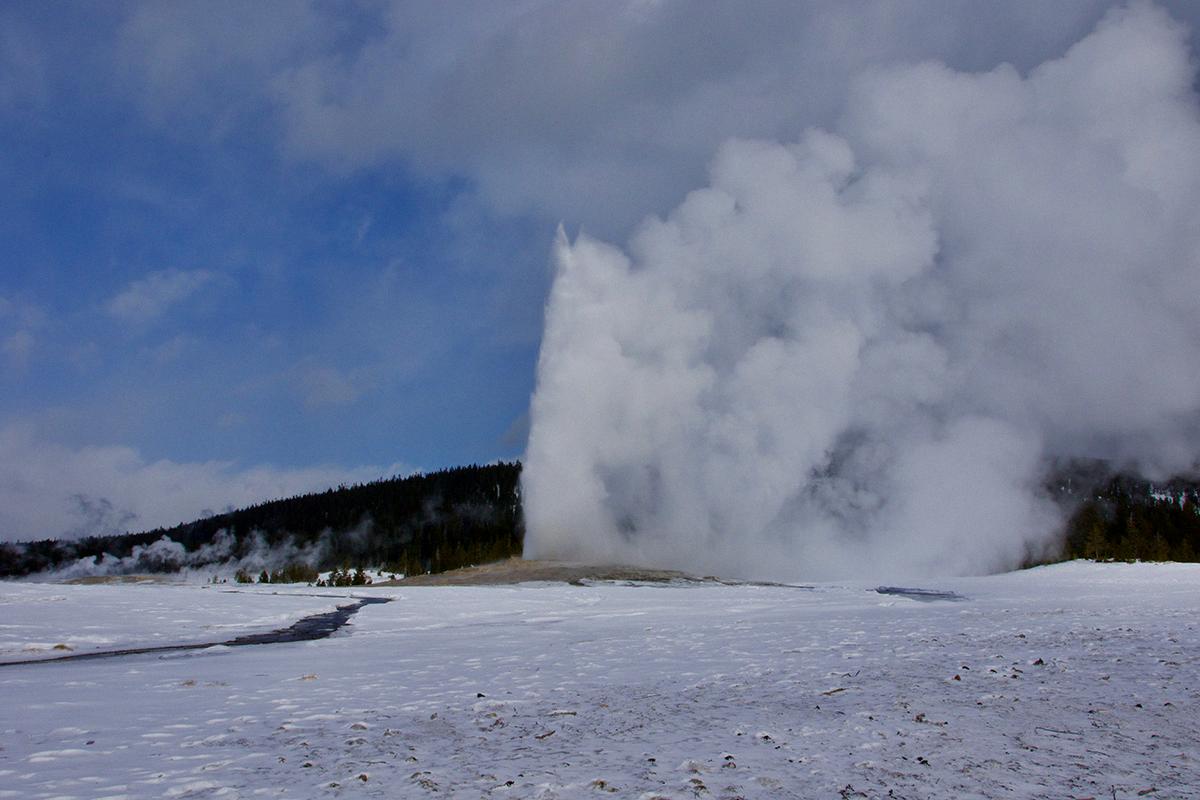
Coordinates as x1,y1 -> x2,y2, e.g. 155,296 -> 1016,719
1,5 -> 541,472
2,0 -> 1198,541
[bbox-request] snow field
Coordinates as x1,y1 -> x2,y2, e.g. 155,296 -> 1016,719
1,561 -> 1198,798
0,583 -> 347,662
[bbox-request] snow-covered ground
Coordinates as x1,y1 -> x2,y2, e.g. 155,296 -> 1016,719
1,561 -> 1198,799
0,583 -> 347,662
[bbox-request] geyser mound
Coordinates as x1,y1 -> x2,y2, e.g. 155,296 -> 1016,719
524,4 -> 1200,580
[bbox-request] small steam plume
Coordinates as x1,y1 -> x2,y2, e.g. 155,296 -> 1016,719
523,4 -> 1200,580
46,523 -> 372,582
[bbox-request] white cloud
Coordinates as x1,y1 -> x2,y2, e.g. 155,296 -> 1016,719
144,334 -> 195,365
104,2 -> 1200,243
106,268 -> 216,323
0,422 -> 409,542
116,0 -> 329,128
115,1 -> 1197,239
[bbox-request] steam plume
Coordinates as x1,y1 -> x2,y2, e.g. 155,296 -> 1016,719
44,525 -> 365,582
523,4 -> 1200,580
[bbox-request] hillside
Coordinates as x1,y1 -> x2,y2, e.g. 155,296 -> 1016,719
0,462 -> 523,579
2,457 -> 1199,580
1052,461 -> 1200,562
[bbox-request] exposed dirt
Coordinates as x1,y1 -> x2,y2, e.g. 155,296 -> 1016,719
372,557 -> 712,586
55,558 -> 723,588
62,574 -> 186,585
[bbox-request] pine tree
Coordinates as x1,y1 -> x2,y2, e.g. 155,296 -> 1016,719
1085,522 -> 1108,561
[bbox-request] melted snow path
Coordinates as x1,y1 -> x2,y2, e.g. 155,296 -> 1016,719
1,562 -> 1198,799
0,584 -> 350,663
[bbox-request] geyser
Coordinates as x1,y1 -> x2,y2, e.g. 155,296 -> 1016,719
523,4 -> 1200,580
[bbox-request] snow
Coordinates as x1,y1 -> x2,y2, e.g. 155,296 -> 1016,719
2,561 -> 1198,798
0,583 -> 346,661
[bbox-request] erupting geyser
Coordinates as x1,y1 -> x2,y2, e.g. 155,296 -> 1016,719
523,4 -> 1200,580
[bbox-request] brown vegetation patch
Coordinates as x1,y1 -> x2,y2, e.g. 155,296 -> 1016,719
372,557 -> 709,586
62,574 -> 183,585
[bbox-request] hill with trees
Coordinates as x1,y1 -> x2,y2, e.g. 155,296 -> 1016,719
2,458 -> 1199,581
0,462 -> 523,579
1051,460 -> 1200,563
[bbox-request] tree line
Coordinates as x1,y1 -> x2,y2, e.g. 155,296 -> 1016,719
0,462 -> 523,579
1051,460 -> 1200,563
2,457 -> 1199,580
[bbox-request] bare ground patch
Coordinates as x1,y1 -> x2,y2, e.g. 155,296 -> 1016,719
372,557 -> 711,586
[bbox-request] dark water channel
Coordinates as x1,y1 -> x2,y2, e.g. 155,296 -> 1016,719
0,595 -> 392,667
875,586 -> 965,602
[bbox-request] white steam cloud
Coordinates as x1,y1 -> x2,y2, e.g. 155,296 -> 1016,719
523,4 -> 1200,580
45,526 -> 363,583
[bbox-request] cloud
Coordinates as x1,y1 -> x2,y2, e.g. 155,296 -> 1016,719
215,411 -> 245,430
0,422 -> 409,542
106,268 -> 217,323
0,294 -> 46,328
141,333 -> 194,365
99,2 -> 1200,258
522,3 -> 1200,580
2,330 -> 34,370
0,295 -> 45,371
299,366 -> 367,409
107,1 -> 1175,239
268,2 -> 1200,236
12,0 -> 1198,571
115,0 -> 331,129
500,411 -> 530,450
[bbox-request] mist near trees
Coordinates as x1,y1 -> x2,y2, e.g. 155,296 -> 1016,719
0,463 -> 523,580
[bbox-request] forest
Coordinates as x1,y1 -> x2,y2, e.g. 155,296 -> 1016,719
1052,460 -> 1200,563
0,462 -> 523,579
1,458 -> 1198,580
